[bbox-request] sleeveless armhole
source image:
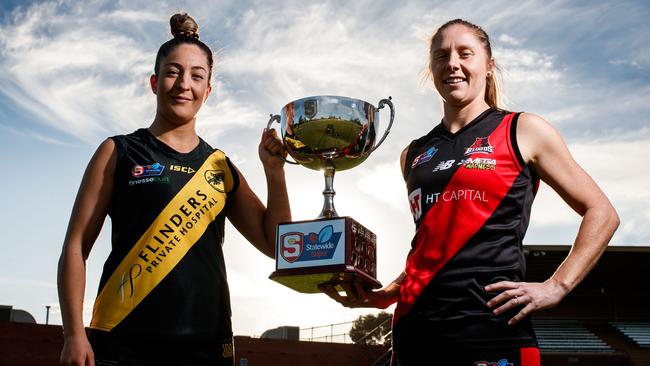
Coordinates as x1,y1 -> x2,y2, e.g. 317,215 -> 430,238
107,135 -> 126,216
224,156 -> 240,210
509,112 -> 526,170
109,135 -> 127,162
401,141 -> 416,180
509,113 -> 541,190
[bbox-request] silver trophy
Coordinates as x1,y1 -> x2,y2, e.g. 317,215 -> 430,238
267,95 -> 394,293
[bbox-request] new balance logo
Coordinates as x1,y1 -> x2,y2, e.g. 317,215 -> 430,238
433,159 -> 455,172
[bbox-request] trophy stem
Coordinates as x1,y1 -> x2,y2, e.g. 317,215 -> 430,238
318,166 -> 338,219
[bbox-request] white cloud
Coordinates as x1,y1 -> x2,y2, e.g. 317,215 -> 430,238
528,138 -> 650,245
609,59 -> 641,69
0,3 -> 157,143
0,123 -> 80,146
498,34 -> 522,46
356,160 -> 408,212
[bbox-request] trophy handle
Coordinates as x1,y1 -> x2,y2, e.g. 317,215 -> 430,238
267,114 -> 300,165
369,96 -> 395,154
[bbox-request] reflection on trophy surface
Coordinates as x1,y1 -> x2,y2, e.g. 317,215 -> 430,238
267,95 -> 394,293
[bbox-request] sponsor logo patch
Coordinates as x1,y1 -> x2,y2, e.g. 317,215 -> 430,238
132,163 -> 165,177
408,188 -> 422,220
461,157 -> 497,170
411,147 -> 437,168
424,189 -> 488,204
128,176 -> 170,186
169,164 -> 196,174
432,159 -> 455,172
474,359 -> 513,366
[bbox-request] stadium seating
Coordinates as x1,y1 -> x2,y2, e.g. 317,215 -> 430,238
611,322 -> 650,347
533,319 -> 613,353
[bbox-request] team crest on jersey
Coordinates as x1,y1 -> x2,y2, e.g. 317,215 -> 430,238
465,137 -> 494,156
474,359 -> 513,366
205,170 -> 225,192
132,163 -> 165,177
411,147 -> 438,168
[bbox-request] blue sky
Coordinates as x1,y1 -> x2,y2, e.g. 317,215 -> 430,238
0,0 -> 648,338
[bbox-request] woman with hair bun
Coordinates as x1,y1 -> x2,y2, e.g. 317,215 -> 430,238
321,19 -> 619,365
57,13 -> 290,366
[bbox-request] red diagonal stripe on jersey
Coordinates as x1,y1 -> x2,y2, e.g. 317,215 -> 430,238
394,113 -> 520,324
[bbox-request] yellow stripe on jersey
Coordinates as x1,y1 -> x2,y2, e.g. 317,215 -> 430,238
90,150 -> 234,331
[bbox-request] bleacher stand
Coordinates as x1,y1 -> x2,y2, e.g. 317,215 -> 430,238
533,319 -> 612,353
612,322 -> 650,348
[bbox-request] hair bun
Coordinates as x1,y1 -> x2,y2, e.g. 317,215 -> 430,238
170,13 -> 199,39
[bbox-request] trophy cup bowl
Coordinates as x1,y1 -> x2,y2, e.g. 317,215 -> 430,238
267,95 -> 394,293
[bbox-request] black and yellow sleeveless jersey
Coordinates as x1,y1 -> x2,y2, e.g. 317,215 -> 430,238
90,128 -> 239,351
394,109 -> 540,359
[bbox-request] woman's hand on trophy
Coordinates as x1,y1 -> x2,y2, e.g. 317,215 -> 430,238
259,128 -> 287,171
319,282 -> 399,310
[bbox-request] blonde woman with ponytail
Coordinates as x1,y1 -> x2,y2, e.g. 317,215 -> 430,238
322,19 -> 618,365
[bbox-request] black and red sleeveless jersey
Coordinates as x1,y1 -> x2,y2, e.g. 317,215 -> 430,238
393,109 -> 540,354
94,128 -> 239,348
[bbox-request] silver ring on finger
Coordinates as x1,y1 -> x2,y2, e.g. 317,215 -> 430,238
513,295 -> 519,305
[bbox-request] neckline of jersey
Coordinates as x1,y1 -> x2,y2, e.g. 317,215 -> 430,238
139,128 -> 210,162
435,108 -> 496,140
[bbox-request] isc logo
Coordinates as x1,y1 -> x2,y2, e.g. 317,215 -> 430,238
281,232 -> 303,263
170,165 -> 196,174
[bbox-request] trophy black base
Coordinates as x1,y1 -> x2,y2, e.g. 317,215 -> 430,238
270,217 -> 382,294
270,265 -> 382,294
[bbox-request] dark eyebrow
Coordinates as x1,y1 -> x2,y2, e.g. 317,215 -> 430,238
163,62 -> 207,72
431,48 -> 448,57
